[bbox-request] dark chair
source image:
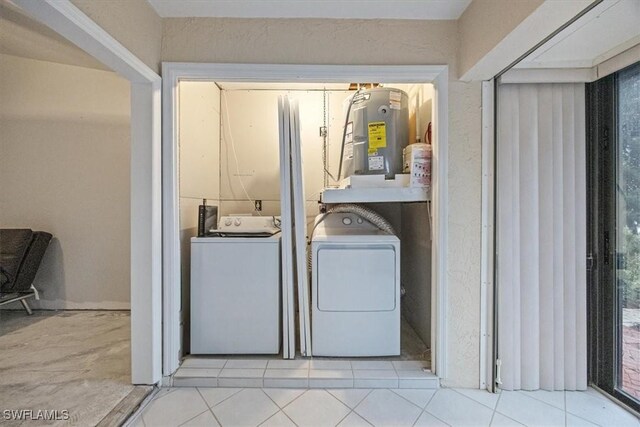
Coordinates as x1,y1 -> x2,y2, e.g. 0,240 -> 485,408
0,229 -> 52,314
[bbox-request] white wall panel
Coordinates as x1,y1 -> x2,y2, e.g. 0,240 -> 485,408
220,89 -> 352,206
179,81 -> 220,200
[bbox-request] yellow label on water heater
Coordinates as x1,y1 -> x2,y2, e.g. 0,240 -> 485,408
368,122 -> 387,151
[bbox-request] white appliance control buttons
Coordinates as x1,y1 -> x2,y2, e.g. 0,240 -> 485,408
356,218 -> 364,224
234,218 -> 242,226
342,217 -> 353,225
224,218 -> 232,226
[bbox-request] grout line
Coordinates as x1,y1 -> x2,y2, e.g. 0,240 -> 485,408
334,388 -> 375,427
197,386 -> 243,409
410,412 -> 420,427
281,409 -> 300,427
324,387 -> 359,409
356,388 -> 375,409
515,390 -> 567,412
450,387 -> 497,410
389,388 -> 432,411
492,410 -> 527,427
257,411 -> 279,427
487,389 -> 505,426
281,388 -> 310,410
258,408 -> 299,427
426,410 -> 453,427
254,389 -> 284,426
177,409 -> 209,427
334,409 -> 354,426
424,388 -> 439,408
491,391 -> 533,427
195,387 -> 225,426
261,389 -> 284,409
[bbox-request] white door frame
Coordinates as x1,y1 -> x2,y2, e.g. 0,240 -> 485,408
480,80 -> 496,391
162,63 -> 450,380
11,0 -> 162,385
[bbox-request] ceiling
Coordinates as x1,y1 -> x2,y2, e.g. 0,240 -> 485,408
0,1 -> 107,70
146,0 -> 472,20
516,0 -> 640,69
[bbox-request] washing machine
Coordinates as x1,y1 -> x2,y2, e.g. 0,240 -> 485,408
190,216 -> 281,354
311,212 -> 400,357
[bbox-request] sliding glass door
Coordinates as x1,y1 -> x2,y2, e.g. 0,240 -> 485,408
588,61 -> 640,411
617,64 -> 640,403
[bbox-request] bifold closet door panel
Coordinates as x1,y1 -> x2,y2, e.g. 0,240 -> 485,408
278,95 -> 295,359
289,99 -> 312,356
497,83 -> 587,391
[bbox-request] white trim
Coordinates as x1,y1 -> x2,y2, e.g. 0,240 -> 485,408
480,80 -> 496,391
130,81 -> 163,384
11,0 -> 158,83
160,63 -> 445,83
431,70 -> 448,380
162,64 -> 182,376
12,0 -> 162,385
596,43 -> 640,79
500,68 -> 597,84
500,43 -> 640,84
161,63 -> 449,380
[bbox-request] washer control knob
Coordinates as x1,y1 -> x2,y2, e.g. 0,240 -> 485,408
224,218 -> 232,226
234,218 -> 242,226
342,217 -> 353,226
356,217 -> 364,224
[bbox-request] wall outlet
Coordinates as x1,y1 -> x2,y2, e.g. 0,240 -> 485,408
254,200 -> 262,211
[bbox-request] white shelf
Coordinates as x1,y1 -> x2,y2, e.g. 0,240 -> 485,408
321,186 -> 430,204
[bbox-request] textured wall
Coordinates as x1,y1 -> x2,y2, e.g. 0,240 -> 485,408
447,79 -> 482,386
161,18 -> 482,387
457,0 -> 544,78
162,18 -> 458,70
0,54 -> 131,309
71,0 -> 162,73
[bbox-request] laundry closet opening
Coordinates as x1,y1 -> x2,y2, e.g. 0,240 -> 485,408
172,78 -> 439,388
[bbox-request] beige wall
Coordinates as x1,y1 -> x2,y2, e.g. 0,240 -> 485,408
70,0 -> 162,74
161,18 -> 482,387
458,0 -> 544,78
0,54 -> 131,309
162,18 -> 459,71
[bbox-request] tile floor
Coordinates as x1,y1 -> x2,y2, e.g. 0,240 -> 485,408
173,358 -> 437,389
0,310 -> 140,426
129,386 -> 640,427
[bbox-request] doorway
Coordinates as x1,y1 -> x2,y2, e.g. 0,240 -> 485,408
162,64 -> 450,381
587,60 -> 640,412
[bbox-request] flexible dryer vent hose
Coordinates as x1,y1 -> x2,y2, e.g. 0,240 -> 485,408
307,203 -> 396,271
324,203 -> 395,235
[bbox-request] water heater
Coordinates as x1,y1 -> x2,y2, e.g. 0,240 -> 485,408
341,88 -> 410,179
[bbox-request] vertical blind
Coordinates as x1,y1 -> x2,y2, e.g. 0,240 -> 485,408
497,83 -> 587,391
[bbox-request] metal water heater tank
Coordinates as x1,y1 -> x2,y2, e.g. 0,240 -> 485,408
341,88 -> 409,179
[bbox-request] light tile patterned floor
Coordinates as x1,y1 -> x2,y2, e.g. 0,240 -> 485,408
173,358 -> 437,389
128,386 -> 640,427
